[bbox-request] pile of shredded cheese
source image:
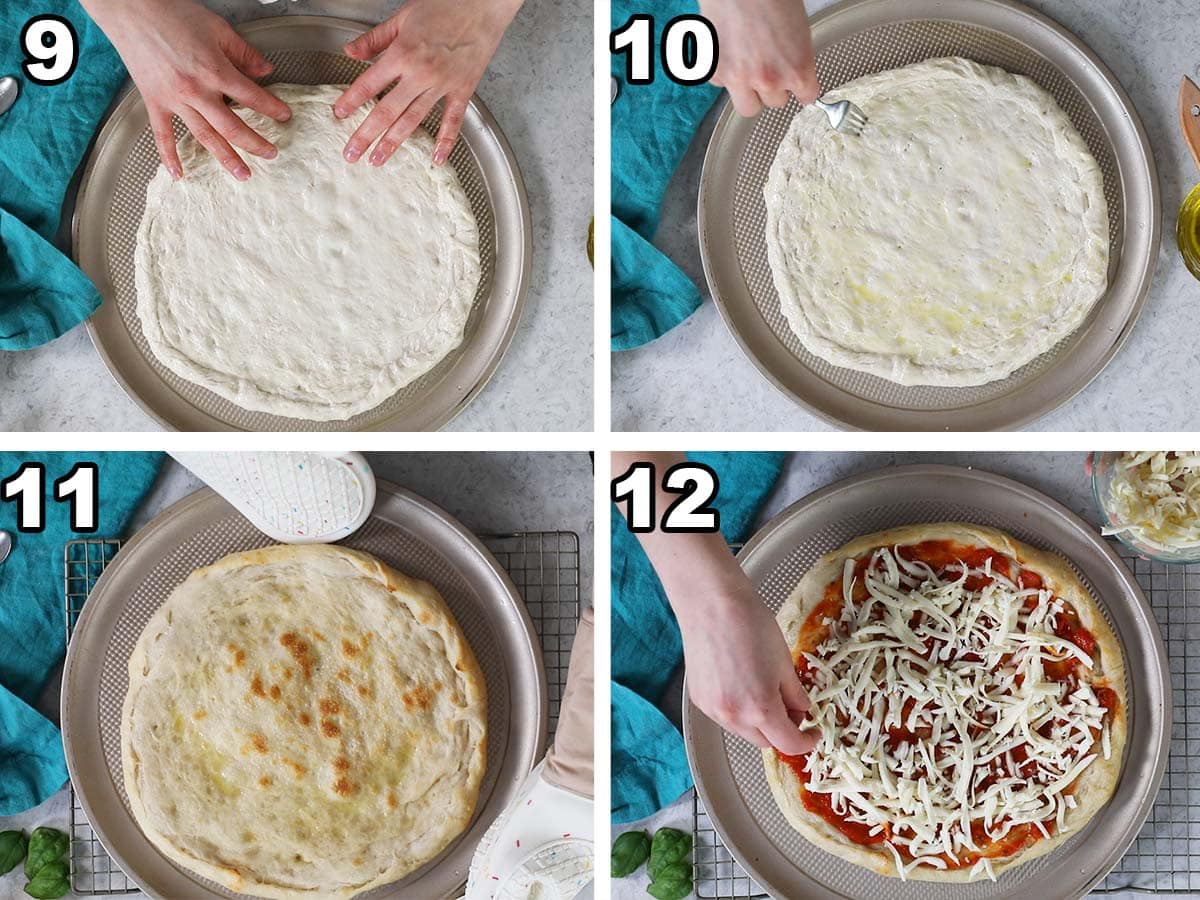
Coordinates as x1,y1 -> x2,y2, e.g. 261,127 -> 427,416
1103,451 -> 1200,551
799,547 -> 1111,881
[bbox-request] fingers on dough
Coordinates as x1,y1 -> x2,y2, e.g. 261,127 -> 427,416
434,96 -> 470,166
370,90 -> 438,166
179,106 -> 250,181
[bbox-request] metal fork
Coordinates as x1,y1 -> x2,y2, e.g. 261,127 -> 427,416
814,96 -> 868,136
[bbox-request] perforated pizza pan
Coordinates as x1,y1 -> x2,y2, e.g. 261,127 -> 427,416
697,0 -> 1160,431
73,15 -> 531,432
684,464 -> 1170,900
60,481 -> 547,899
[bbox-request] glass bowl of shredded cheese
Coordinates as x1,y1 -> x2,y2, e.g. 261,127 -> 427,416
1092,451 -> 1200,562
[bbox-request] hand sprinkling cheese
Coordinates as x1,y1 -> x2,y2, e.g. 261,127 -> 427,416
613,452 -> 818,757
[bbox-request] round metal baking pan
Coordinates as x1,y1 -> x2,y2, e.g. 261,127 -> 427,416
698,0 -> 1160,431
61,481 -> 547,899
73,15 -> 531,432
684,464 -> 1170,899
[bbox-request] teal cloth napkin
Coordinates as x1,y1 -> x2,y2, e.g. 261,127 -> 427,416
611,0 -> 721,351
0,452 -> 162,815
611,452 -> 786,823
0,1 -> 127,350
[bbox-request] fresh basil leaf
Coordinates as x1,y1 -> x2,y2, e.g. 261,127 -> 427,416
23,859 -> 70,899
611,829 -> 651,877
647,827 -> 692,881
646,868 -> 693,900
24,828 -> 68,880
0,830 -> 27,875
657,860 -> 691,881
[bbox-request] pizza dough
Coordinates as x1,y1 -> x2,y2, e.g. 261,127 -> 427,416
763,58 -> 1109,386
121,544 -> 488,899
765,523 -> 1126,882
135,84 -> 481,421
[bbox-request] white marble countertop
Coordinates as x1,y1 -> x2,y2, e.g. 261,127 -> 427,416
0,450 -> 592,899
613,0 -> 1200,432
612,452 -> 1178,899
0,0 -> 593,432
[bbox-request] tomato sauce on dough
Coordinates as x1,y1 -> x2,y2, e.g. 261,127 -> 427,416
784,539 -> 1118,866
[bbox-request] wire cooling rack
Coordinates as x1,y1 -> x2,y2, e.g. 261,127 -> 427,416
64,540 -> 130,894
691,544 -> 1200,898
63,530 -> 581,896
1094,548 -> 1199,894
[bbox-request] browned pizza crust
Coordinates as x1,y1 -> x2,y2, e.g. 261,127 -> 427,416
764,523 -> 1127,882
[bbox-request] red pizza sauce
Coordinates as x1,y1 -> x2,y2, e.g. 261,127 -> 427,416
782,539 -> 1118,866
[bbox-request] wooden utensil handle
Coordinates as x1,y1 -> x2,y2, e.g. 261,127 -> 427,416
1181,76 -> 1200,172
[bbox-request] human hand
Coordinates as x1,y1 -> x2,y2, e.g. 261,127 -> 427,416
677,577 -> 817,756
333,0 -> 523,168
699,0 -> 820,117
81,0 -> 291,181
613,450 -> 816,755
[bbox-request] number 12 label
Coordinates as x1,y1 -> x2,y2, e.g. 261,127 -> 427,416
612,462 -> 721,533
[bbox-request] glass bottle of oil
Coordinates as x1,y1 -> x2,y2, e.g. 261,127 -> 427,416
1179,182 -> 1200,278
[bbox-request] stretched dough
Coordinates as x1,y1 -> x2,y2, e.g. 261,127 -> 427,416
135,84 -> 481,421
764,58 -> 1108,386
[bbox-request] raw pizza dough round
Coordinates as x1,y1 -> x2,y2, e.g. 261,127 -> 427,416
764,58 -> 1109,386
764,523 -> 1126,883
121,544 -> 488,899
135,84 -> 481,421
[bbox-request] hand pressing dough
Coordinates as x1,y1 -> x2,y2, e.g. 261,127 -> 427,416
135,84 -> 481,421
764,58 -> 1108,387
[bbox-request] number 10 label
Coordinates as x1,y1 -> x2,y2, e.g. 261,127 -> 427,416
610,15 -> 719,86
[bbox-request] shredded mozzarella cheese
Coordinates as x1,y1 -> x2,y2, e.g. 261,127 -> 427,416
799,547 -> 1112,881
1103,451 -> 1200,551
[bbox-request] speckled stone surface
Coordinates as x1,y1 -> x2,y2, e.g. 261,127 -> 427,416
613,0 -> 1200,432
612,452 -> 1150,899
0,0 -> 593,432
0,450 -> 592,899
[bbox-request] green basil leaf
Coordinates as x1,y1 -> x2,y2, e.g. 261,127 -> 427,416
648,827 -> 692,881
611,829 -> 651,877
24,828 -> 68,880
0,830 -> 27,875
23,859 -> 70,900
657,860 -> 692,881
646,869 -> 693,900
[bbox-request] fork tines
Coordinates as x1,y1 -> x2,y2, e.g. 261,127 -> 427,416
841,103 -> 868,136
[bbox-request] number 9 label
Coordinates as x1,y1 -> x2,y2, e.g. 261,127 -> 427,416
21,15 -> 79,86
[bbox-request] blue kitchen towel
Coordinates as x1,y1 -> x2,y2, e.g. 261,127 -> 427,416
0,452 -> 162,815
611,452 -> 787,823
611,0 -> 721,351
0,1 -> 127,349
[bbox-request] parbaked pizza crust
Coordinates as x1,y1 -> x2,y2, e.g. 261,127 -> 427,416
121,544 -> 488,899
764,523 -> 1127,882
